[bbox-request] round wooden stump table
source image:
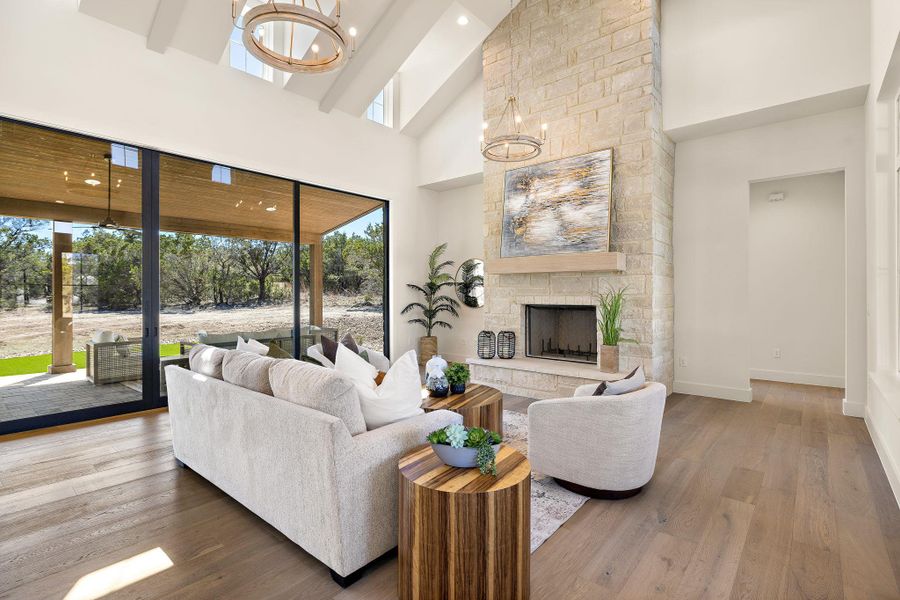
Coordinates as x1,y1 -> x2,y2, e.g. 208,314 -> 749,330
398,444 -> 531,600
420,383 -> 504,434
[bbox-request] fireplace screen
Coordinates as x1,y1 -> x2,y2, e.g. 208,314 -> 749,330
525,305 -> 597,363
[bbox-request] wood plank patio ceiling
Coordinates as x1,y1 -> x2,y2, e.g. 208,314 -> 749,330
0,121 -> 382,242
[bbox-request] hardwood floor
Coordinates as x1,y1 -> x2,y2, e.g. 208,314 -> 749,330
1,381 -> 899,599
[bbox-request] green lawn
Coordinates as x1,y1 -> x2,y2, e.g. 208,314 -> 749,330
0,343 -> 183,377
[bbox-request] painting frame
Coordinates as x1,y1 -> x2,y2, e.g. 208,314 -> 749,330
500,147 -> 614,258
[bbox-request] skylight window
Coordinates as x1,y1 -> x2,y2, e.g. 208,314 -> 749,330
229,14 -> 274,81
366,80 -> 394,127
211,165 -> 232,185
110,143 -> 139,169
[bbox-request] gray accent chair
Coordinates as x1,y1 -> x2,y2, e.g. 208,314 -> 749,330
527,381 -> 666,498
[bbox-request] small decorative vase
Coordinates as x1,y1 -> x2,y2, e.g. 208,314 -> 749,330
599,345 -> 619,372
477,331 -> 496,359
431,444 -> 501,468
425,354 -> 448,375
418,336 -> 438,366
426,371 -> 450,398
449,382 -> 466,395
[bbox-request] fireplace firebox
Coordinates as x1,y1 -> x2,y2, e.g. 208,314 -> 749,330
525,305 -> 598,363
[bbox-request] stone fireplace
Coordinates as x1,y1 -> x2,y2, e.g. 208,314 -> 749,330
468,0 -> 674,399
525,305 -> 598,364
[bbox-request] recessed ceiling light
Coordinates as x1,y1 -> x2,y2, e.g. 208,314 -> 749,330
55,200 -> 65,204
457,15 -> 469,26
85,178 -> 101,186
266,206 -> 277,212
348,27 -> 357,37
311,43 -> 320,54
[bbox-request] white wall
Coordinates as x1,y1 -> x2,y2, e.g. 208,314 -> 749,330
662,0 -> 869,138
431,183 -> 485,362
865,0 -> 900,507
0,0 -> 440,359
749,173 -> 845,387
673,107 -> 865,404
417,77 -> 483,189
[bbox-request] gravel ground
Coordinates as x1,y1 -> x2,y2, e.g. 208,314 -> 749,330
0,293 -> 384,358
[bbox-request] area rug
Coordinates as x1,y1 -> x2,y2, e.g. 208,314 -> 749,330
502,410 -> 588,552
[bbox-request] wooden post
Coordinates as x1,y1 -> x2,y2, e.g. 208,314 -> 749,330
309,238 -> 324,327
49,221 -> 76,374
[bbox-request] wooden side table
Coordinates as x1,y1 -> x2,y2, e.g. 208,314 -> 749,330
398,444 -> 531,600
421,383 -> 504,434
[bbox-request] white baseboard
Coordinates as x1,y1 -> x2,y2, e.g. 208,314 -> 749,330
749,368 -> 844,388
865,406 -> 900,511
842,398 -> 865,418
672,380 -> 753,402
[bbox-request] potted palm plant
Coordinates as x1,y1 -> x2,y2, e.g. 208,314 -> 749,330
402,243 -> 460,365
595,286 -> 636,372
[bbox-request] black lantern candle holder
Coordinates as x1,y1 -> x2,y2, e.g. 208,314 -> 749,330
477,331 -> 496,359
497,330 -> 516,359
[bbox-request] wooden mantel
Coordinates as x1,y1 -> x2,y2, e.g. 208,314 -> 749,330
485,251 -> 626,274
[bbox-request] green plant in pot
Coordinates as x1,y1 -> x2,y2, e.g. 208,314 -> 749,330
426,424 -> 502,475
595,286 -> 637,373
401,243 -> 460,366
444,362 -> 470,394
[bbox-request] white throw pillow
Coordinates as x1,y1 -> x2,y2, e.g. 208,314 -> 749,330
348,349 -> 423,429
600,365 -> 646,396
335,343 -> 378,389
236,336 -> 269,355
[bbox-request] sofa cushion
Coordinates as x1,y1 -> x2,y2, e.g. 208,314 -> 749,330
334,343 -> 379,388
267,342 -> 293,359
351,350 -> 424,429
222,350 -> 280,395
594,365 -> 645,396
269,359 -> 367,435
188,344 -> 228,379
236,336 -> 269,355
340,332 -> 360,354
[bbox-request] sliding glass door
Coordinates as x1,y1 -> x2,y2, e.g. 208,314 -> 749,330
0,116 -> 390,434
156,154 -> 295,400
0,120 -> 150,432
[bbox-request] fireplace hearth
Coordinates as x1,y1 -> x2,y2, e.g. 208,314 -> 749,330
525,305 -> 598,364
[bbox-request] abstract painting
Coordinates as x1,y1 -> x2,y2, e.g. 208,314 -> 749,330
501,148 -> 613,257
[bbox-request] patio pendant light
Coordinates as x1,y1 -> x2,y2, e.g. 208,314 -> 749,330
98,153 -> 118,230
480,0 -> 546,162
233,0 -> 357,74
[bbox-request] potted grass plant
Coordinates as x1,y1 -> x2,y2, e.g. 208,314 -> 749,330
595,286 -> 636,372
401,243 -> 460,366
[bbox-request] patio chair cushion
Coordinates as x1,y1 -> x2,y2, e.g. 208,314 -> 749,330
269,358 -> 367,435
236,336 -> 269,355
222,350 -> 280,396
189,344 -> 228,379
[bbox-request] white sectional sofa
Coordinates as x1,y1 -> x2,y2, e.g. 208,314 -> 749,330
165,345 -> 460,586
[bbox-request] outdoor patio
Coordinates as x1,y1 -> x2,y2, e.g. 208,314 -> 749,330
0,369 -> 139,423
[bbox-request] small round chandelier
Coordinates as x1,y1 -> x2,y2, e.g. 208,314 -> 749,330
480,2 -> 546,162
233,1 -> 356,74
480,96 -> 546,162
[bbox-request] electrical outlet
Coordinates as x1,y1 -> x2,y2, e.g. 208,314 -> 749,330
773,348 -> 781,358
679,357 -> 687,367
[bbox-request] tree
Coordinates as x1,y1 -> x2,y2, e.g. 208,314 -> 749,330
0,218 -> 51,309
233,239 -> 285,304
74,229 -> 142,310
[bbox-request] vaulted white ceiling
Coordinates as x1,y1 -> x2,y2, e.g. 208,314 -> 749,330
77,0 -> 517,137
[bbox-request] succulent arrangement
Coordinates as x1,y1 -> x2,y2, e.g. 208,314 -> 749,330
426,423 -> 502,475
